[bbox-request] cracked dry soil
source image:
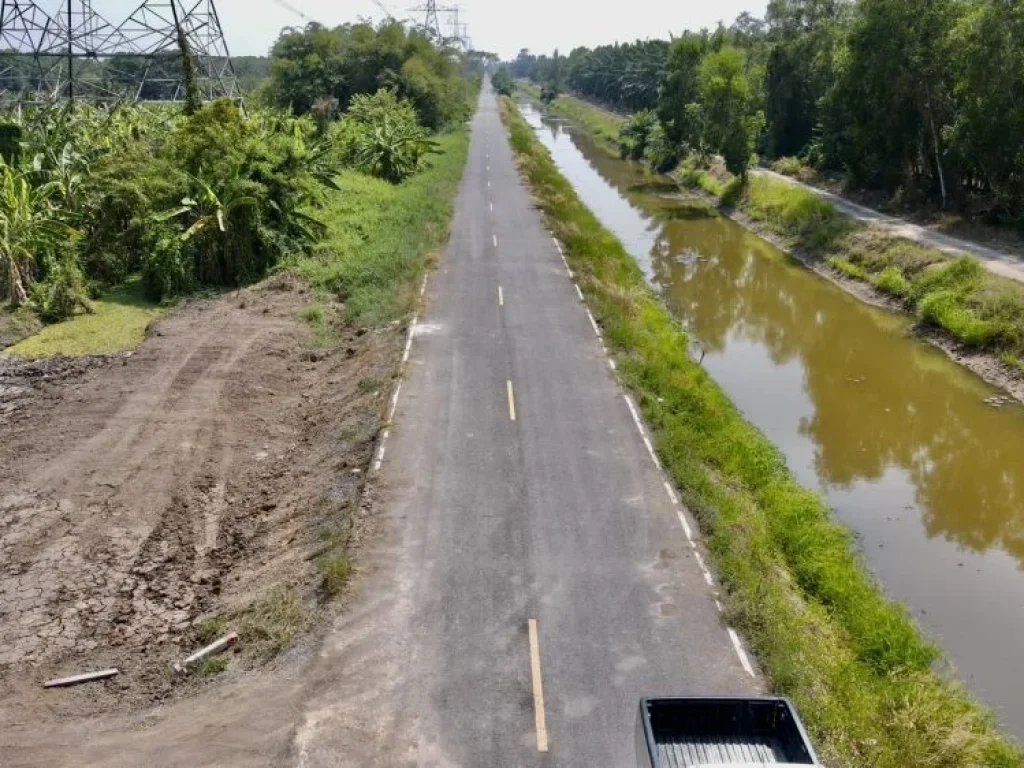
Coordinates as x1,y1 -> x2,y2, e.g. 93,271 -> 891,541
0,275 -> 400,736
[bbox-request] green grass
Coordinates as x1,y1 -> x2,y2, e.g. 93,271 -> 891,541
289,130 -> 470,327
681,160 -> 1024,360
499,96 -> 1022,768
3,280 -> 164,358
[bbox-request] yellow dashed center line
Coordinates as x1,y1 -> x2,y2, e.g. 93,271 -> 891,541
507,380 -> 517,422
528,619 -> 549,752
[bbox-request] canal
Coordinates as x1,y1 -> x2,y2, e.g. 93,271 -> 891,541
519,103 -> 1024,736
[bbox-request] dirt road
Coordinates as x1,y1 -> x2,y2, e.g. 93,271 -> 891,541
755,168 -> 1024,284
1,275 -> 402,764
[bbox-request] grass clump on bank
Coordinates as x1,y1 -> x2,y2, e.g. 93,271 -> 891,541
499,96 -> 1021,768
704,168 -> 1024,364
289,130 -> 469,327
4,280 -> 164,358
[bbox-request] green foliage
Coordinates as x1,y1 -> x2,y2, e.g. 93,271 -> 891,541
642,123 -> 678,172
698,46 -> 762,177
266,20 -> 471,131
340,90 -> 437,184
500,96 -> 1023,768
0,123 -> 22,166
491,65 -> 515,97
619,109 -> 657,160
290,130 -> 469,326
657,33 -> 709,150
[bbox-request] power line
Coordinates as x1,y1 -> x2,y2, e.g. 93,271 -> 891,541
269,0 -> 314,22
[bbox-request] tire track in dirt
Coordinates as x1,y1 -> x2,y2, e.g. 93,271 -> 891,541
0,277 -> 402,726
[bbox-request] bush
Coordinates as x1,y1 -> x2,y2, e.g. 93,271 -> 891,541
491,66 -> 515,97
643,123 -> 679,172
141,221 -> 193,301
30,253 -> 92,321
770,156 -> 805,177
342,90 -> 437,184
619,109 -> 657,160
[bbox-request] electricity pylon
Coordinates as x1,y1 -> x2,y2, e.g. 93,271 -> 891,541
0,1 -> 242,105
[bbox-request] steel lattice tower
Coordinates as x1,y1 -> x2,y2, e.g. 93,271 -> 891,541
0,1 -> 242,105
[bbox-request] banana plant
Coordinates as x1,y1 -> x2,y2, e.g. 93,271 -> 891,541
0,164 -> 76,306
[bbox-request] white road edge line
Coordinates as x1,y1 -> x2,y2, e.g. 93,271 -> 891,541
574,282 -> 584,301
387,382 -> 403,423
585,308 -> 601,337
528,619 -> 550,752
373,428 -> 390,472
728,628 -> 757,678
401,317 -> 417,364
693,551 -> 714,586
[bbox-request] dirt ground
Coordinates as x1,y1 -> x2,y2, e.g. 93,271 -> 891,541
0,274 -> 403,762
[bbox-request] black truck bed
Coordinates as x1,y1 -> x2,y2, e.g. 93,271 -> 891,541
637,697 -> 819,767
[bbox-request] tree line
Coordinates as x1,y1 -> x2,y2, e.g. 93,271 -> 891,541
1,21 -> 480,321
509,0 -> 1024,224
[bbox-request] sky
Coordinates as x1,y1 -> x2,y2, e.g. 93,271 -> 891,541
82,0 -> 769,59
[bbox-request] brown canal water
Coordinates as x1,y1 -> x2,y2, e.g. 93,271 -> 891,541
519,103 -> 1024,735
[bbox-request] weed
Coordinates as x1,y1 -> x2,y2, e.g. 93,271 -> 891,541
771,156 -> 805,177
301,303 -> 324,324
194,616 -> 227,645
872,266 -> 912,298
239,590 -> 305,661
499,96 -> 1022,767
316,553 -> 351,596
828,256 -> 869,281
357,376 -> 380,394
195,656 -> 229,677
1002,353 -> 1024,373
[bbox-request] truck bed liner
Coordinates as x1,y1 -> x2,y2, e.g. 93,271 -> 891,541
657,734 -> 786,765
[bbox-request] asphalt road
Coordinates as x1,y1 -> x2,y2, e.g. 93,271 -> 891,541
756,168 -> 1024,284
293,83 -> 757,768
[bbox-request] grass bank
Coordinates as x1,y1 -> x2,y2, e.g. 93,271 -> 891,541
708,169 -> 1024,367
3,280 -> 164,358
499,96 -> 1021,768
529,88 -> 1024,375
289,130 -> 470,329
516,81 -> 625,155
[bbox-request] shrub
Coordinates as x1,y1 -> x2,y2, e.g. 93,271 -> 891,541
771,156 -> 805,177
30,252 -> 92,320
343,90 -> 437,184
643,123 -> 679,172
619,109 -> 657,160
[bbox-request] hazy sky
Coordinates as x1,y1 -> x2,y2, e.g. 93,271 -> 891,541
84,0 -> 768,59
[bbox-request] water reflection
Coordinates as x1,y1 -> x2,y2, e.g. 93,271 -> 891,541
521,103 -> 1024,732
